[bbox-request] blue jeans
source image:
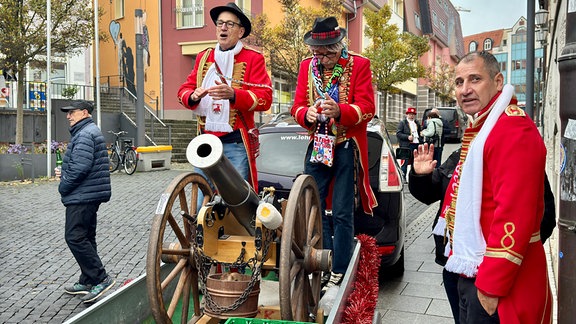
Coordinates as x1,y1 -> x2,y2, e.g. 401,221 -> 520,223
195,142 -> 249,207
305,140 -> 355,274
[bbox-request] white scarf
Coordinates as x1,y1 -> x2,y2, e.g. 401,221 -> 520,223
196,41 -> 243,132
408,119 -> 419,143
444,84 -> 514,277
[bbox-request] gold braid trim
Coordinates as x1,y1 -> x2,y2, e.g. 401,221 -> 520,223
484,250 -> 523,265
247,90 -> 258,110
350,104 -> 363,125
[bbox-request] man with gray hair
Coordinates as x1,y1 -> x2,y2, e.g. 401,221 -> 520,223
291,16 -> 377,294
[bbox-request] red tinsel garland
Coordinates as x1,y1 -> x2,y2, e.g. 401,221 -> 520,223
341,234 -> 381,324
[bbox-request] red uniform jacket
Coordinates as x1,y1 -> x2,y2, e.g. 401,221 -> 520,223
177,46 -> 272,192
475,105 -> 552,324
291,53 -> 377,215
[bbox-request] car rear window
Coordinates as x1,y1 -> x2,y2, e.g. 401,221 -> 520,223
437,109 -> 457,122
256,132 -> 309,177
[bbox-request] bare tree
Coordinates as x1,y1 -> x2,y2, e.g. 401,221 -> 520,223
427,55 -> 456,106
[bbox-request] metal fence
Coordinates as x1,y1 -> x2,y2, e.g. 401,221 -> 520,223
0,80 -> 95,111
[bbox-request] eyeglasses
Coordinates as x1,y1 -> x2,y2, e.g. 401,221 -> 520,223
216,20 -> 242,29
66,109 -> 80,115
313,52 -> 338,60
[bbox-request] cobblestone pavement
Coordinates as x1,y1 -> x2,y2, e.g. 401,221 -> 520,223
0,163 -> 437,323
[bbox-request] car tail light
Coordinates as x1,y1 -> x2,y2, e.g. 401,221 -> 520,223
379,149 -> 402,192
455,119 -> 459,129
377,245 -> 396,256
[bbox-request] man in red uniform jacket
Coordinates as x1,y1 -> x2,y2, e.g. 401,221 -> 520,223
427,51 -> 552,324
177,2 -> 272,192
291,16 -> 377,294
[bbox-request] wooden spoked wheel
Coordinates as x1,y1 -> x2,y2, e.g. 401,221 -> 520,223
279,175 -> 324,322
146,172 -> 213,324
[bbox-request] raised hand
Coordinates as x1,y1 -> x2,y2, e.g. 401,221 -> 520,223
412,143 -> 436,175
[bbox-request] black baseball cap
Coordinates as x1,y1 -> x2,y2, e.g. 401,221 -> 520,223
60,100 -> 94,114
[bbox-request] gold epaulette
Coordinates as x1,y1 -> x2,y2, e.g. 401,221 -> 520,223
504,104 -> 526,117
347,50 -> 365,58
243,45 -> 262,54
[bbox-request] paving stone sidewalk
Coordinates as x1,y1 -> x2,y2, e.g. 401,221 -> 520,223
0,166 -> 556,323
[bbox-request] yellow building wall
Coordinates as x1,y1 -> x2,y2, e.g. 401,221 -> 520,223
97,1 -> 161,107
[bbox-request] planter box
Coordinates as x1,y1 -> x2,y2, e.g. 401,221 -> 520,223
0,154 -> 56,182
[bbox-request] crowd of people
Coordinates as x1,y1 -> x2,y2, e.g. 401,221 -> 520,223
54,3 -> 555,323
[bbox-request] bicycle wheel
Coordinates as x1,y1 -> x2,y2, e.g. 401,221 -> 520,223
123,148 -> 138,175
109,150 -> 120,172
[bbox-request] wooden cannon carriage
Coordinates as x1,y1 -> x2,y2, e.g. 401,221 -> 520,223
146,134 -> 333,323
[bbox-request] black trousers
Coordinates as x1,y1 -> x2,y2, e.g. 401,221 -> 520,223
65,203 -> 107,285
443,269 -> 461,324
457,276 -> 500,324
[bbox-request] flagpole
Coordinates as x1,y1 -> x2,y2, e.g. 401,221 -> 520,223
94,0 -> 101,126
46,0 -> 52,176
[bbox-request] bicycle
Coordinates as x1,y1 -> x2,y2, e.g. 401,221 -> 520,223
107,130 -> 138,175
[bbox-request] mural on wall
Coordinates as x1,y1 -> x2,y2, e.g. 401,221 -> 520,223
108,13 -> 151,96
109,20 -> 123,79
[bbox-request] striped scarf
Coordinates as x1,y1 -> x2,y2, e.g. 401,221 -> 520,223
433,85 -> 515,277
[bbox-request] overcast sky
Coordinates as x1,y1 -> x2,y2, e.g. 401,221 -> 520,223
451,0 -> 528,36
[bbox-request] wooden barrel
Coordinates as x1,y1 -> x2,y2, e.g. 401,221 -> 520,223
204,273 -> 260,319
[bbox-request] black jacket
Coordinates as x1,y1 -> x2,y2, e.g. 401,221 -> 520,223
396,118 -> 421,148
408,148 -> 557,246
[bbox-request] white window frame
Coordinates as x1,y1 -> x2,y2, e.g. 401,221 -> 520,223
176,0 -> 204,29
469,41 -> 477,52
414,12 -> 421,30
115,0 -> 124,20
484,38 -> 492,51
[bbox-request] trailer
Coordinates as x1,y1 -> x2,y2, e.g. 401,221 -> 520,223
63,134 -> 380,324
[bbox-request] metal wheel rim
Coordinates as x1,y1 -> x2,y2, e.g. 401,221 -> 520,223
124,149 -> 138,175
109,150 -> 120,172
279,175 -> 323,322
146,172 -> 213,324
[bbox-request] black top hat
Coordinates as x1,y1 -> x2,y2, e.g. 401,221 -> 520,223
303,17 -> 347,46
210,2 -> 251,39
61,100 -> 94,114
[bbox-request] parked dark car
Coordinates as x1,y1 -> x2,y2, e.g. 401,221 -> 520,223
422,107 -> 469,143
256,115 -> 406,278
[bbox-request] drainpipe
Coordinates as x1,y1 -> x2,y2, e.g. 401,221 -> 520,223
557,1 -> 576,323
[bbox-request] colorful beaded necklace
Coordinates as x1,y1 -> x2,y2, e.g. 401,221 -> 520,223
311,47 -> 349,101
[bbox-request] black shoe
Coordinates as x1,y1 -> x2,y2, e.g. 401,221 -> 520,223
81,276 -> 116,303
64,283 -> 92,295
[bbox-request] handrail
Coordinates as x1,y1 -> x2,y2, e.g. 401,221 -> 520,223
119,84 -> 167,128
112,82 -> 171,146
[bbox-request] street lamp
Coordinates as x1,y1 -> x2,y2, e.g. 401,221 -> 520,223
135,9 -> 145,147
535,28 -> 548,44
534,8 -> 549,128
535,9 -> 549,29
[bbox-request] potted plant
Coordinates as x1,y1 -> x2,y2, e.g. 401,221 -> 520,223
0,141 -> 66,181
61,85 -> 79,100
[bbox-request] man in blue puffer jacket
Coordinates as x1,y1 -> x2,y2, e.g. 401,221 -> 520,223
56,100 -> 115,304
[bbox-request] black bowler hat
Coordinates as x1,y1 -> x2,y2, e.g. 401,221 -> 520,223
210,2 -> 252,38
60,100 -> 94,114
303,17 -> 347,46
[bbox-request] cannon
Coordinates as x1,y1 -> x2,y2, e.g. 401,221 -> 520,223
146,134 -> 332,323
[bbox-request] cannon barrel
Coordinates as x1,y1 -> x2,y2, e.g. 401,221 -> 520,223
186,134 -> 259,235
